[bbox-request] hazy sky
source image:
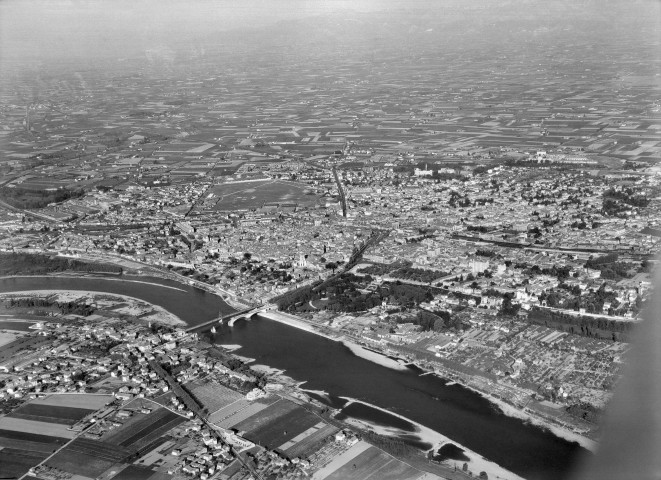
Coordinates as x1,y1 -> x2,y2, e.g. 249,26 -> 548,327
0,0 -> 392,61
1,0 -> 659,68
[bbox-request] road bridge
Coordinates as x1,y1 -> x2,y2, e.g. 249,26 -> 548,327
185,305 -> 270,333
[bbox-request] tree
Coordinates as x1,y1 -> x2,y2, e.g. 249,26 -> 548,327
243,252 -> 252,262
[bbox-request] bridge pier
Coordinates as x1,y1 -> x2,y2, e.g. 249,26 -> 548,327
185,306 -> 266,333
228,313 -> 257,327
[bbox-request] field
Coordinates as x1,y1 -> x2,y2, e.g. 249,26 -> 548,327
233,399 -> 321,450
9,403 -> 95,426
209,179 -> 319,211
208,398 -> 267,428
103,408 -> 185,449
45,436 -> 134,477
282,423 -> 340,459
322,445 -> 425,480
0,428 -> 69,447
46,449 -> 116,478
30,393 -> 113,410
111,464 -> 162,480
0,447 -> 49,479
310,441 -> 426,480
0,336 -> 49,362
186,377 -> 244,413
0,416 -> 77,439
0,184 -> 83,209
0,331 -> 18,347
0,428 -> 68,455
231,398 -> 295,431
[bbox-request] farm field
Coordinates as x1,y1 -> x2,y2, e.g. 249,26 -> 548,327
104,408 -> 185,449
46,449 -> 116,478
31,393 -> 113,410
45,437 -> 134,477
0,428 -> 69,448
110,464 -> 161,480
0,447 -> 49,479
9,403 -> 95,425
0,416 -> 77,439
67,437 -> 133,462
230,398 -> 296,432
0,434 -> 65,454
212,400 -> 271,429
310,440 -> 372,480
282,423 -> 340,459
186,377 -> 244,413
322,445 -> 425,480
209,179 -> 319,211
235,400 -> 321,450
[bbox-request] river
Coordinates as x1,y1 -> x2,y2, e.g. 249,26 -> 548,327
0,275 -> 234,322
0,275 -> 587,479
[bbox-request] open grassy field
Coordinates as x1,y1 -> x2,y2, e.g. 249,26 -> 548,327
209,179 -> 319,211
0,416 -> 77,439
32,393 -> 113,409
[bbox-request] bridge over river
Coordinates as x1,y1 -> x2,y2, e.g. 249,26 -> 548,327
185,304 -> 272,333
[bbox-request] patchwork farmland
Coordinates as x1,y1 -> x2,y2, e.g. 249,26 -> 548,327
0,393 -> 115,478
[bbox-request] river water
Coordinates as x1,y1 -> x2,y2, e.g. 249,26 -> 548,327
0,275 -> 234,322
0,275 -> 587,479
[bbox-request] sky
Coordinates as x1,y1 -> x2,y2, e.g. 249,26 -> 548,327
1,0 -> 659,69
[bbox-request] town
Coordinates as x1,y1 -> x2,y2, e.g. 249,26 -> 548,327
0,1 -> 660,479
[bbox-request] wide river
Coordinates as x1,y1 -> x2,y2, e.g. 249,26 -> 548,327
0,275 -> 587,479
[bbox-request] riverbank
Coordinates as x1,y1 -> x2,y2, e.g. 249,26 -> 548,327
0,274 -> 585,478
258,311 -> 537,479
0,274 -> 188,292
399,357 -> 599,453
260,311 -> 411,372
259,309 -> 598,454
0,289 -> 185,327
75,251 -> 253,310
337,397 -> 525,480
461,383 -> 598,452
